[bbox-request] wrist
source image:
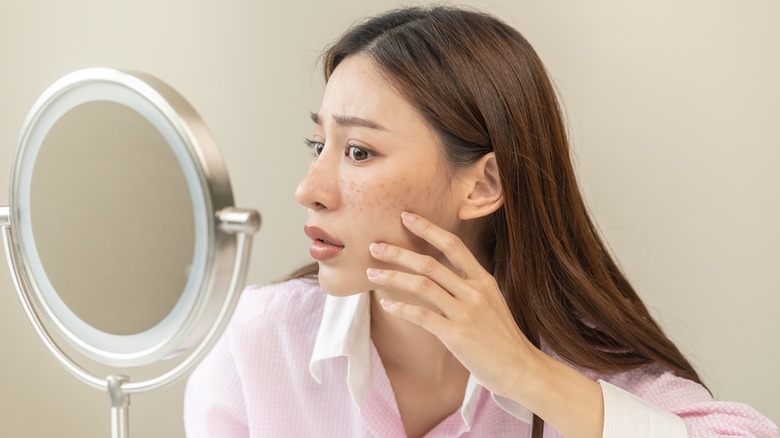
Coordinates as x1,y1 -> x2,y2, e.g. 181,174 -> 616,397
505,347 -> 605,438
491,337 -> 547,401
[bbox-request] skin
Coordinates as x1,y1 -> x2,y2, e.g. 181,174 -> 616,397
295,55 -> 604,438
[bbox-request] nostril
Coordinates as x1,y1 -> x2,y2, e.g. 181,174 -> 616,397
295,169 -> 337,210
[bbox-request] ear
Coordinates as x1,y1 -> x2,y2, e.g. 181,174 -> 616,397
457,152 -> 504,220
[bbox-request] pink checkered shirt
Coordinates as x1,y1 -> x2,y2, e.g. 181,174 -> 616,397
184,279 -> 778,437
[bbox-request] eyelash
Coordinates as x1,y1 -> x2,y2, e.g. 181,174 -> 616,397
304,139 -> 374,163
304,138 -> 324,156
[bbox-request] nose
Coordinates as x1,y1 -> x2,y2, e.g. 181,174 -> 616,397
295,156 -> 339,211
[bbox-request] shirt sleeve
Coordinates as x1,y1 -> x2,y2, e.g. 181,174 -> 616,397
183,329 -> 249,437
599,366 -> 779,438
600,379 -> 687,437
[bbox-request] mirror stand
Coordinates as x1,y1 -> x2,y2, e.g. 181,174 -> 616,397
1,206 -> 260,438
108,375 -> 130,438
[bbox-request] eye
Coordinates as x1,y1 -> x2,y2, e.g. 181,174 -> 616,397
304,139 -> 325,156
347,145 -> 373,162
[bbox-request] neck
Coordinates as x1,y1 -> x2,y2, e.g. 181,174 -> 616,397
369,289 -> 467,381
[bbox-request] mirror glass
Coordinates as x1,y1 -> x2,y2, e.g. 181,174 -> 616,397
30,101 -> 195,336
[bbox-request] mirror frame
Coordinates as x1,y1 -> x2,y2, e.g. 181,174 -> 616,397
7,68 -> 238,367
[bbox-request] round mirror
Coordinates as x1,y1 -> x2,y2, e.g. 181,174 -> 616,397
31,100 -> 195,339
2,68 -> 259,374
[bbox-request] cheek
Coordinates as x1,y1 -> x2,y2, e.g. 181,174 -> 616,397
347,176 -> 408,243
342,173 -> 452,256
343,176 -> 424,219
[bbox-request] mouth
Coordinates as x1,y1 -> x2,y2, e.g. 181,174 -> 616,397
304,225 -> 344,261
303,225 -> 344,246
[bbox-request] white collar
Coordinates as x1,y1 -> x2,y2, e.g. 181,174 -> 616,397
309,292 -> 532,425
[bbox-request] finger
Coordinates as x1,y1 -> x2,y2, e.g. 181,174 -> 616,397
366,268 -> 460,317
400,211 -> 488,280
369,242 -> 468,299
379,298 -> 449,336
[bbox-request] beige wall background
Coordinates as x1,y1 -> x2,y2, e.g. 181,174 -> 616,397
0,0 -> 777,436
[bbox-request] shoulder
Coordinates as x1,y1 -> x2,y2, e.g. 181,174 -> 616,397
232,277 -> 325,320
225,277 -> 326,342
184,278 -> 329,435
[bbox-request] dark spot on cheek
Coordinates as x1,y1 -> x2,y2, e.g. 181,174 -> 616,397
347,179 -> 417,215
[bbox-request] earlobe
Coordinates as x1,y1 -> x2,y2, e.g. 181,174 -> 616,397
458,152 -> 504,220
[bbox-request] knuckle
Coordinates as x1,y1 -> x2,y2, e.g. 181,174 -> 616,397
419,256 -> 438,274
415,275 -> 434,292
443,233 -> 464,251
411,306 -> 430,323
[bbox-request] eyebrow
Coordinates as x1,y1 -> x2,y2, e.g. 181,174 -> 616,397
309,112 -> 389,131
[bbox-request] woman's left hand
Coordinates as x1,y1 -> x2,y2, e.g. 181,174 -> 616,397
366,211 -> 537,398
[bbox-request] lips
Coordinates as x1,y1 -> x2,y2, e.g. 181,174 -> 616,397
304,225 -> 344,261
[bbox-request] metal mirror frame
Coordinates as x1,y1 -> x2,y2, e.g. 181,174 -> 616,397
0,68 -> 260,437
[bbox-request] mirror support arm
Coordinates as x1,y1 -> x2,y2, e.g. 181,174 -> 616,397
217,207 -> 261,235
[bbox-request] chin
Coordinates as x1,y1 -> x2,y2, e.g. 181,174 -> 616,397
316,264 -> 371,297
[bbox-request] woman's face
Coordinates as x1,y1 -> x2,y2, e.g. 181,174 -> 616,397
295,55 -> 472,295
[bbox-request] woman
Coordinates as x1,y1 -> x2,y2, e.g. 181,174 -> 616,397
185,6 -> 778,437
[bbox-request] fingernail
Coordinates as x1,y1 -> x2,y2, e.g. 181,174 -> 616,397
380,298 -> 395,309
401,211 -> 417,223
369,242 -> 385,255
366,268 -> 380,279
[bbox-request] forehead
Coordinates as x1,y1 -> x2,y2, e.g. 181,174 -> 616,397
318,55 -> 427,133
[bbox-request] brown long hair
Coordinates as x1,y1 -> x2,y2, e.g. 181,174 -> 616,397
299,6 -> 703,436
